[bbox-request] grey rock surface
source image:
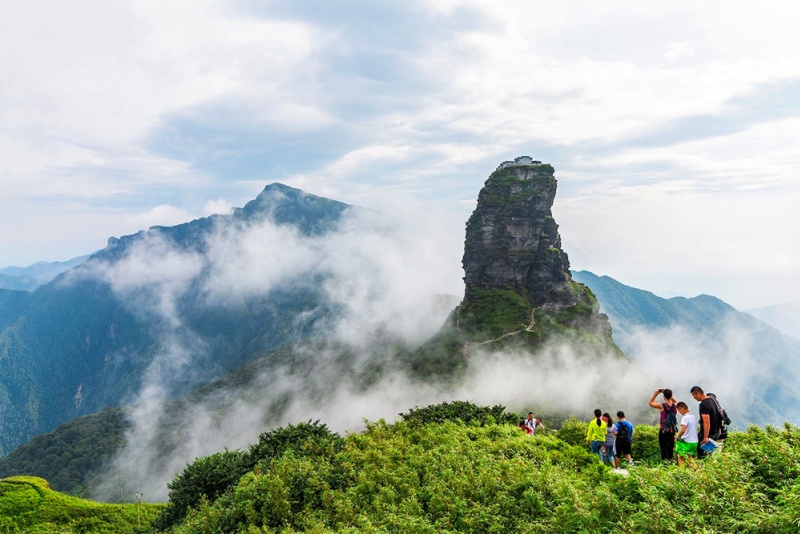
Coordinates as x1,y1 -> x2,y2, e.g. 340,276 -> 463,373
462,163 -> 575,306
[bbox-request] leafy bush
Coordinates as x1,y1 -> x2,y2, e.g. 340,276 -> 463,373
248,420 -> 343,466
554,416 -> 587,446
173,421 -> 606,533
630,424 -> 661,465
557,417 -> 661,465
153,450 -> 250,531
725,423 -> 800,496
155,420 -> 343,531
398,400 -> 519,427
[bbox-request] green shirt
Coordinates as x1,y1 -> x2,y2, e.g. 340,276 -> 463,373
586,420 -> 606,442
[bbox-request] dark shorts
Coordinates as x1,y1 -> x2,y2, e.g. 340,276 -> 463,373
616,439 -> 632,456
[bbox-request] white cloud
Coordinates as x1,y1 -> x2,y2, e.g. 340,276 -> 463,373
106,335 -> 649,501
665,42 -> 695,63
202,199 -> 233,216
2,1 -> 800,311
125,205 -> 196,231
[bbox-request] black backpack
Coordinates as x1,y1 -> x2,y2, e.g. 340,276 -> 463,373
661,403 -> 678,434
616,421 -> 631,442
709,394 -> 730,440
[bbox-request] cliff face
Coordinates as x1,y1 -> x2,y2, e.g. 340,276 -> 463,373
447,159 -> 621,353
462,163 -> 574,307
410,159 -> 625,383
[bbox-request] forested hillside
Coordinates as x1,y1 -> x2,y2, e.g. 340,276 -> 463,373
0,184 -> 353,456
0,409 -> 128,498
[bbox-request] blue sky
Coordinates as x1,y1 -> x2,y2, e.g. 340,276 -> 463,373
1,0 -> 799,309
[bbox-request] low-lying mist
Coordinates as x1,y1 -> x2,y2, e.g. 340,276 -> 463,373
80,199 -> 656,501
615,318 -> 800,429
94,339 -> 653,502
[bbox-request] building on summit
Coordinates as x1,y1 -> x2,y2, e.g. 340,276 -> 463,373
496,156 -> 543,171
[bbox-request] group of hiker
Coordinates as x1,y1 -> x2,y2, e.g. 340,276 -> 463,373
585,408 -> 635,469
588,386 -> 729,468
521,385 -> 730,469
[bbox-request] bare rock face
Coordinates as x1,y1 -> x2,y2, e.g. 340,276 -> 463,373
462,162 -> 575,306
414,158 -> 625,376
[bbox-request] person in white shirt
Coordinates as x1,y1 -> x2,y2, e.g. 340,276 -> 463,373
525,412 -> 537,435
675,402 -> 698,468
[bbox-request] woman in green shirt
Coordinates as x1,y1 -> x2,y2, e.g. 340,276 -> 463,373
586,408 -> 606,461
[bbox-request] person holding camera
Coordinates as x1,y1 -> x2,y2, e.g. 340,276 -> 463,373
649,388 -> 678,461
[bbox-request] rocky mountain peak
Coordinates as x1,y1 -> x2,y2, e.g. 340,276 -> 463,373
462,160 -> 575,307
416,158 -> 623,366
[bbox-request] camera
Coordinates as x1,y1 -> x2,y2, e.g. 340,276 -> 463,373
658,388 -> 664,393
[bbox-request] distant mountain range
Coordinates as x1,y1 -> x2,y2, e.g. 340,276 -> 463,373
746,303 -> 800,340
0,255 -> 91,291
572,270 -> 800,428
0,184 -> 353,456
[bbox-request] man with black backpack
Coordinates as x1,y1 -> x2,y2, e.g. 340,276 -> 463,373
690,386 -> 725,458
648,388 -> 678,462
613,411 -> 635,469
707,393 -> 731,440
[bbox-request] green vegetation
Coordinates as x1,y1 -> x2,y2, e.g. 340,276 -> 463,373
0,184 -> 353,458
453,282 -> 622,358
403,320 -> 468,380
0,408 -> 128,498
473,171 -> 556,211
0,475 -> 164,533
154,420 -> 344,531
156,405 -> 800,533
459,288 -> 532,340
399,400 -> 520,427
6,403 -> 800,532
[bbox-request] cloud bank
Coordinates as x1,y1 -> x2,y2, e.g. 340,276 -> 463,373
2,1 -> 800,309
84,202 -> 651,501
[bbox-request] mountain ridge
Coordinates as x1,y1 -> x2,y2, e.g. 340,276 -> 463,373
0,183 -> 353,456
572,269 -> 800,427
0,255 -> 91,291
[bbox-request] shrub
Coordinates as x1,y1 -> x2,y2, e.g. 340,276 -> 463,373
153,450 -> 250,531
155,421 -> 343,531
398,401 -> 519,427
725,423 -> 800,496
248,420 -> 344,466
554,417 -> 588,446
630,424 -> 660,465
167,420 -> 800,533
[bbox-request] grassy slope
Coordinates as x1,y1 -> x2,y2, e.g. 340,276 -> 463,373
171,419 -> 800,533
0,476 -> 164,534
